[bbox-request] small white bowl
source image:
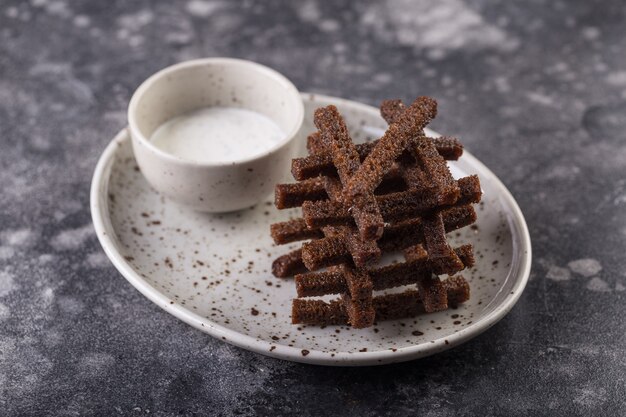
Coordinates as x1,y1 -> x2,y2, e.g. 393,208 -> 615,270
128,58 -> 304,212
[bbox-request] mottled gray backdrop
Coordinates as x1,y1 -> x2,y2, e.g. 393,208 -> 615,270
1,0 -> 625,416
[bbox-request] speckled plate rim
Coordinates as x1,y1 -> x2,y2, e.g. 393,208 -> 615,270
90,93 -> 532,366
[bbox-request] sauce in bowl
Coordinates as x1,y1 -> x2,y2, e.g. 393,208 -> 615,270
151,107 -> 285,163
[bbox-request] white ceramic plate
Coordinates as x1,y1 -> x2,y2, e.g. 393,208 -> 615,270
91,93 -> 531,366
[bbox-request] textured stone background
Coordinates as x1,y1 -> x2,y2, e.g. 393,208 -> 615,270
1,0 -> 625,415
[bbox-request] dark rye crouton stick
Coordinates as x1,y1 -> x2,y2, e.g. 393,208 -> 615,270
380,99 -> 460,205
270,96 -> 479,327
421,213 -> 464,274
296,248 -> 467,315
410,139 -> 460,205
295,244 -> 474,297
322,225 -> 381,268
298,171 -> 382,269
314,105 -> 385,241
270,218 -> 324,245
340,266 -> 376,328
342,97 -> 438,205
300,175 -> 481,229
274,177 -> 328,209
295,105 -> 448,327
380,99 -> 466,280
271,249 -> 307,278
277,159 -> 477,214
270,204 -> 476,277
291,135 -> 462,182
301,205 -> 476,271
322,177 -> 382,267
312,105 -> 381,327
291,276 -> 471,326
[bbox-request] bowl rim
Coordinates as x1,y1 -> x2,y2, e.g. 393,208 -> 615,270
127,57 -> 305,167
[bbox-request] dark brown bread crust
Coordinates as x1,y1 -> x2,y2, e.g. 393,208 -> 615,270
299,174 -> 481,229
271,249 -> 307,278
292,275 -> 471,326
343,97 -> 438,204
292,298 -> 347,326
314,105 -> 385,242
271,97 -> 479,328
341,286 -> 376,328
421,213 -> 464,275
270,218 -> 324,245
410,138 -> 460,205
332,226 -> 381,268
415,274 -> 448,313
292,136 -> 462,182
443,275 -> 471,307
381,99 -> 461,205
306,108 -> 381,327
295,244 -> 473,297
298,205 -> 476,271
274,178 -> 328,209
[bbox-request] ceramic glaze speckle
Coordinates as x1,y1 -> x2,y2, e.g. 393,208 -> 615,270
151,107 -> 285,163
92,94 -> 531,365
